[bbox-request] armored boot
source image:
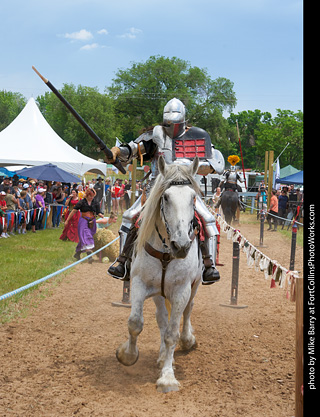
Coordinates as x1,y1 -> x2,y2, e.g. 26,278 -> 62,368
107,224 -> 138,281
200,238 -> 220,285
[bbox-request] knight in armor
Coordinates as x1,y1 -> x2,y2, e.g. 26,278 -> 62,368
215,155 -> 244,210
106,98 -> 225,285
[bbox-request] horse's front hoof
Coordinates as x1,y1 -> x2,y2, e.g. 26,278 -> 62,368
116,343 -> 139,366
156,374 -> 180,393
179,334 -> 197,351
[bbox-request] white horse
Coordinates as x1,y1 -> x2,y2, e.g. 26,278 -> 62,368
116,156 -> 203,392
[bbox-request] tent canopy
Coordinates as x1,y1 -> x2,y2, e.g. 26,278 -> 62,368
15,163 -> 80,183
279,164 -> 300,178
0,167 -> 17,178
276,170 -> 303,185
0,98 -> 107,177
256,164 -> 300,182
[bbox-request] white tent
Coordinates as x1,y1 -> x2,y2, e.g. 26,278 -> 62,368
0,97 -> 107,177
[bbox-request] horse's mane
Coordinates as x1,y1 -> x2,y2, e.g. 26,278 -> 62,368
136,163 -> 200,254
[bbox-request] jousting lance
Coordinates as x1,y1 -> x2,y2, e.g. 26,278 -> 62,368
32,66 -> 126,174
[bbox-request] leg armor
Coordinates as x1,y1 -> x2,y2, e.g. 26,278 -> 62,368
108,196 -> 142,280
119,195 -> 143,252
195,196 -> 218,265
195,196 -> 220,284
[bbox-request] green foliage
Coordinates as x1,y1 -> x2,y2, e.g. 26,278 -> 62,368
0,91 -> 26,131
227,109 -> 303,170
37,84 -> 122,158
108,55 -> 237,140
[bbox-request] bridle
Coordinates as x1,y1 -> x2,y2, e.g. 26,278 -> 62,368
144,179 -> 199,298
159,179 -> 196,242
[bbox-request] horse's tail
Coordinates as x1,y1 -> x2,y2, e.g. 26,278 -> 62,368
224,207 -> 233,224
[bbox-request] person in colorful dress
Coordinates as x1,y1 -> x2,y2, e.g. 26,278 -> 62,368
59,189 -> 80,242
64,188 -> 104,262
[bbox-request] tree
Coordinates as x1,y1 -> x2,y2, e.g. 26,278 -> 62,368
37,85 -> 121,159
108,55 -> 237,142
227,110 -> 273,169
227,109 -> 303,170
255,110 -> 303,170
0,91 -> 26,131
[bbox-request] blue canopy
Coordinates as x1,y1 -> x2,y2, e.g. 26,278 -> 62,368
0,167 -> 17,178
15,163 -> 80,183
276,170 -> 303,185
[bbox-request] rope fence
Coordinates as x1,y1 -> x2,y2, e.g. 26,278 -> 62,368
215,213 -> 300,301
0,236 -> 120,302
240,200 -> 304,227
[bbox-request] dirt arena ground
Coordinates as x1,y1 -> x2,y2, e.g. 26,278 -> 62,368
0,220 -> 303,416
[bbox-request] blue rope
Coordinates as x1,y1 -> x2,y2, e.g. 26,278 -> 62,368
0,236 -> 119,302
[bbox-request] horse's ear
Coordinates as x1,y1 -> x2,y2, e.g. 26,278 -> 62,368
158,155 -> 166,176
191,157 -> 199,176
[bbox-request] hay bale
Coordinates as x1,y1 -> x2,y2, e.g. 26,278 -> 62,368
94,228 -> 119,261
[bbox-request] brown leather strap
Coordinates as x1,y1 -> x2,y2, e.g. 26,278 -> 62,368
81,211 -> 95,219
144,226 -> 198,298
144,242 -> 172,298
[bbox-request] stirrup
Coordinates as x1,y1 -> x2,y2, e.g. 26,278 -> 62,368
107,259 -> 130,281
202,266 -> 220,286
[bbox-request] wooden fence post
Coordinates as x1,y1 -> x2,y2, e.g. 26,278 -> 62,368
220,242 -> 247,309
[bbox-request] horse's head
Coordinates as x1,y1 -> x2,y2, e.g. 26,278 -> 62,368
158,156 -> 199,259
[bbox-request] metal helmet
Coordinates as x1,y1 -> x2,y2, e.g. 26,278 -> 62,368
163,98 -> 186,138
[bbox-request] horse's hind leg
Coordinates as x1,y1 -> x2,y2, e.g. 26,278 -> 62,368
116,279 -> 146,366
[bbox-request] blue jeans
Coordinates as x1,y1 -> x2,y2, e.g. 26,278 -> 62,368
52,206 -> 63,227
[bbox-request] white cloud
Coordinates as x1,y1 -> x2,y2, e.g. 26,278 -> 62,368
80,43 -> 99,50
118,27 -> 142,39
64,29 -> 93,41
97,29 -> 108,35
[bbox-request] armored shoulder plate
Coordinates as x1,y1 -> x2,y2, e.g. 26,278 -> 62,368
134,129 -> 154,144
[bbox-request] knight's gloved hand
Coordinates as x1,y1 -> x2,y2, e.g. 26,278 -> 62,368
105,146 -> 121,163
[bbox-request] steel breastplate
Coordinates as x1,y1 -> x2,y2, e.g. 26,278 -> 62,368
150,125 -> 214,178
173,127 -> 212,160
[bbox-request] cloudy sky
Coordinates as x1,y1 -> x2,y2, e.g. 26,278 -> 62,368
0,0 -> 303,116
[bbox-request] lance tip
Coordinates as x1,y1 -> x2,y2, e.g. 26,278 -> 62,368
32,66 -> 48,84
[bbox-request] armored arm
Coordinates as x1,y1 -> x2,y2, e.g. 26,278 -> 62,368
196,147 -> 225,176
116,130 -> 157,164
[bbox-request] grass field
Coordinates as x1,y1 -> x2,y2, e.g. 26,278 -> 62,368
0,226 -> 77,322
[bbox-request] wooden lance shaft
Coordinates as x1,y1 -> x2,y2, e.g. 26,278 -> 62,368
32,66 -> 126,174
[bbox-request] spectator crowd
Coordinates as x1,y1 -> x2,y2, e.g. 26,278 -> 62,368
0,174 -> 144,240
1,172 -> 302,241
255,182 -> 303,231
